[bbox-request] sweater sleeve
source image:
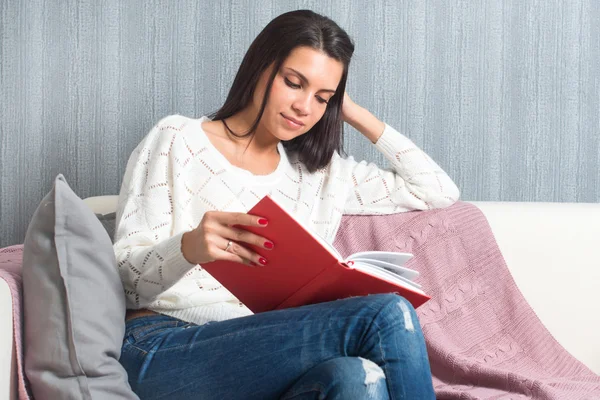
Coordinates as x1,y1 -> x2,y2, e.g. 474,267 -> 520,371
342,123 -> 460,215
113,115 -> 197,309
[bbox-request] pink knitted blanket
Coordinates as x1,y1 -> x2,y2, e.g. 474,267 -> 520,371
334,201 -> 600,399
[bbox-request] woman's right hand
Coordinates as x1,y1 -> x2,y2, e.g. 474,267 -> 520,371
181,211 -> 273,267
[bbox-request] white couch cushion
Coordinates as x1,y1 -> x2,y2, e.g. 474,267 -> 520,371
469,201 -> 600,375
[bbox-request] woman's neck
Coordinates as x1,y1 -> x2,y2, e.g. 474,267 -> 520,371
200,107 -> 281,176
225,107 -> 280,158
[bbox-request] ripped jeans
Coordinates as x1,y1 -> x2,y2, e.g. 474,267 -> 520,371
119,294 -> 436,400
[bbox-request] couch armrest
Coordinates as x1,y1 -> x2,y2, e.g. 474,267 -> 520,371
468,201 -> 600,375
83,195 -> 119,215
0,279 -> 17,400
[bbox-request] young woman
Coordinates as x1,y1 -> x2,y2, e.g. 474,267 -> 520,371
115,9 -> 459,400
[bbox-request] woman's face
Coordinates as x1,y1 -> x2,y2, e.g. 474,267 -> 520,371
251,46 -> 344,141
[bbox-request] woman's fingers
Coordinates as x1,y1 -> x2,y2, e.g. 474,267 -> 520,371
205,210 -> 269,229
215,247 -> 257,267
219,237 -> 266,266
221,226 -> 272,266
216,238 -> 266,266
195,211 -> 272,266
219,225 -> 273,251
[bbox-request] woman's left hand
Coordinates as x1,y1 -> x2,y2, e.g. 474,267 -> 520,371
341,92 -> 358,123
339,91 -> 386,143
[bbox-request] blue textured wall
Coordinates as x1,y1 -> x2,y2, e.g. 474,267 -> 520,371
1,1 -> 598,247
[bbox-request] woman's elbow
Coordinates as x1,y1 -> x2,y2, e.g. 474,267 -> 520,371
430,183 -> 460,209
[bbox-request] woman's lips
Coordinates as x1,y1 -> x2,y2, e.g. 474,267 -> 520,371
281,114 -> 304,129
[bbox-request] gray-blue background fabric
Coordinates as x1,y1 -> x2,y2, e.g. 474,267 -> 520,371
1,1 -> 598,247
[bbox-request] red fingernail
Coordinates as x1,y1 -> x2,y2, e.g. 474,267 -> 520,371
264,241 -> 274,249
259,257 -> 267,265
258,218 -> 268,226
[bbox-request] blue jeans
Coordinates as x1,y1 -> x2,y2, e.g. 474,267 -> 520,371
119,293 -> 435,399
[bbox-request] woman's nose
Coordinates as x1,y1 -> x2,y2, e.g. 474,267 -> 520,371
292,94 -> 311,116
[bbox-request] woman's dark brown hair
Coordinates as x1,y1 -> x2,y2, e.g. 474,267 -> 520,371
208,10 -> 355,172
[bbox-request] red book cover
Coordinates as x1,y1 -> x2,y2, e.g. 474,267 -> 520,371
201,196 -> 430,313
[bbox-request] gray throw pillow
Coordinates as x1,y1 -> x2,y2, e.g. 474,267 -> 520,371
95,212 -> 117,243
22,174 -> 138,400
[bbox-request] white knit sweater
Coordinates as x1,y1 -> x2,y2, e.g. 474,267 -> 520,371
113,114 -> 460,324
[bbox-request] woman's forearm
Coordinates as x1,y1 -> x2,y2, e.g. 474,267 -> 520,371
344,104 -> 386,144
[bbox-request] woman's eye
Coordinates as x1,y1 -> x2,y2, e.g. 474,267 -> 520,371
284,77 -> 328,104
284,78 -> 301,89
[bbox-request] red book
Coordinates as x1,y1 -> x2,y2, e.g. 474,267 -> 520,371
202,195 -> 430,313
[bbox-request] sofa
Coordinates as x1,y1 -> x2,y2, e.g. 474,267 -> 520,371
1,196 -> 599,398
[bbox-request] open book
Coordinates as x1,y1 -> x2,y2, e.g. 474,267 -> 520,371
202,195 -> 430,313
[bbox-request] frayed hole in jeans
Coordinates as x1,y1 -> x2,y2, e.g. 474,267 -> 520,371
359,357 -> 386,385
398,300 -> 415,332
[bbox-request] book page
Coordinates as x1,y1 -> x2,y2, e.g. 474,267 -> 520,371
352,261 -> 425,294
351,261 -> 422,289
347,251 -> 413,266
349,258 -> 419,281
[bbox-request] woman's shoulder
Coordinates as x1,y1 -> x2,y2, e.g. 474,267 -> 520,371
130,114 -> 203,158
141,114 -> 204,142
152,114 -> 201,134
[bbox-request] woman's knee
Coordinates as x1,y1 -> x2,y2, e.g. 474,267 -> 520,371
368,293 -> 419,333
282,357 -> 389,400
333,357 -> 388,399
